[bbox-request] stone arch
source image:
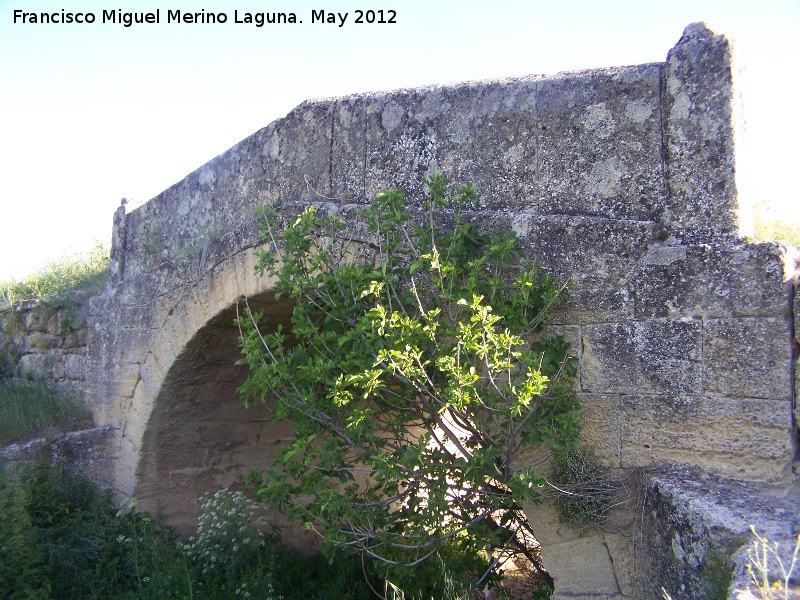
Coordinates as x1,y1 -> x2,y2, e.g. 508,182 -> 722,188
114,250 -> 302,538
134,293 -> 294,535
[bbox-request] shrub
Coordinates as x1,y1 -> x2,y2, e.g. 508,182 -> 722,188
237,173 -> 578,593
0,463 -> 376,600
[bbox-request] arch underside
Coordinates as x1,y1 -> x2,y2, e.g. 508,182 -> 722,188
133,292 -> 305,540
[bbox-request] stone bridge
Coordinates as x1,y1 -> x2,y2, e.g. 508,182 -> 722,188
84,23 -> 798,598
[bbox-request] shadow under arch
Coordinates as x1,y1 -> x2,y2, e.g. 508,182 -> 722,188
131,290 -> 303,541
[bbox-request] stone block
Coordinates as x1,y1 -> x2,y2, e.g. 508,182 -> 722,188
90,388 -> 129,428
604,531 -> 636,597
640,474 -> 800,600
329,96 -> 369,202
137,352 -> 165,401
24,307 -> 48,332
272,100 -> 335,202
525,500 -> 587,548
63,329 -> 87,349
87,293 -> 113,317
210,125 -> 281,225
11,328 -> 26,349
111,362 -> 142,398
27,331 -> 60,352
159,316 -> 193,362
551,288 -> 633,327
537,64 -> 665,221
49,352 -> 66,380
575,393 -> 622,467
631,243 -> 792,319
360,78 -> 544,208
46,313 -> 60,336
703,318 -> 792,400
664,23 -> 742,244
116,305 -> 173,331
63,353 -> 87,381
17,353 -> 49,379
544,535 -> 622,596
581,319 -> 703,395
121,383 -> 151,448
618,395 -> 793,481
363,89 -> 443,202
432,79 -> 541,209
510,215 -> 653,292
115,328 -> 158,365
527,501 -> 623,597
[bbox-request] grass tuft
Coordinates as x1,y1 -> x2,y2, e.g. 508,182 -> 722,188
0,379 -> 93,447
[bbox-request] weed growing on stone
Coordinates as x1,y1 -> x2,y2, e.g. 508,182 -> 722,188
746,526 -> 800,600
550,447 -> 620,530
700,546 -> 735,600
0,339 -> 22,379
0,378 -> 92,446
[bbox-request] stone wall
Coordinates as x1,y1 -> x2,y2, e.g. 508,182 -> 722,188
0,426 -> 116,492
84,22 -> 799,598
0,293 -> 117,495
0,291 -> 91,395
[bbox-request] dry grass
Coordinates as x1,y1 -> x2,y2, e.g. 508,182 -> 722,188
754,205 -> 800,247
0,242 -> 109,308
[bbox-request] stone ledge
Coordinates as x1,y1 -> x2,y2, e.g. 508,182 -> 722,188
640,471 -> 800,599
1,426 -> 118,492
527,468 -> 800,599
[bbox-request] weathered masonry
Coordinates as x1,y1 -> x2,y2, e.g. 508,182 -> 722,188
82,23 -> 798,598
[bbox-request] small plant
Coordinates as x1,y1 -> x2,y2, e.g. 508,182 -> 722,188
175,227 -> 221,266
550,446 -> 618,531
0,464 -> 49,599
746,526 -> 800,600
0,461 -> 190,599
57,308 -> 80,336
184,488 -> 271,591
143,223 -> 168,264
0,341 -> 22,379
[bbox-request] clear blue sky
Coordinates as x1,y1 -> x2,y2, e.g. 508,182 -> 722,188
1,0 -> 798,279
